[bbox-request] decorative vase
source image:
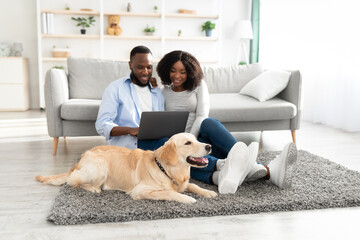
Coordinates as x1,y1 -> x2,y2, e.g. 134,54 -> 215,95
205,29 -> 212,37
145,32 -> 154,36
81,29 -> 86,34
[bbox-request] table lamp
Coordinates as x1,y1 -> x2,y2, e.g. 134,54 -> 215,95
236,20 -> 253,65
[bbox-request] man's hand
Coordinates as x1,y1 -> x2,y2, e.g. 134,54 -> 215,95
110,126 -> 139,137
150,77 -> 158,88
128,127 -> 139,136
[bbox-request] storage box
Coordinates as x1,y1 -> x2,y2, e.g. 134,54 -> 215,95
178,9 -> 196,14
52,46 -> 71,58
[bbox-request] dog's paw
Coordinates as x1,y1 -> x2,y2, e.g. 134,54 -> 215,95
83,186 -> 101,193
203,190 -> 217,198
180,195 -> 197,204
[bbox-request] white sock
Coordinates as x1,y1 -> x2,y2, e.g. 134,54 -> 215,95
216,159 -> 225,171
218,142 -> 253,194
212,171 -> 219,185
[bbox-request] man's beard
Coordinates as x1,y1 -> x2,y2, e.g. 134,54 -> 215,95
131,72 -> 151,87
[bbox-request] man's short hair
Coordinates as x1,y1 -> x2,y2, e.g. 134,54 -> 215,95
130,46 -> 152,60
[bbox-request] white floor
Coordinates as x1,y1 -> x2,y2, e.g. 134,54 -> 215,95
1,110 -> 360,240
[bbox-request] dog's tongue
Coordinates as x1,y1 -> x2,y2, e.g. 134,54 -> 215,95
192,157 -> 208,164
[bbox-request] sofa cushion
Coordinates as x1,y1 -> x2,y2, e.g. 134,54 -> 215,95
202,63 -> 263,94
61,99 -> 101,121
68,57 -> 130,100
240,70 -> 291,102
209,93 -> 297,122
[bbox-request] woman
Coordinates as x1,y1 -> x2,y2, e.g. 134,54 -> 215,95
156,50 -> 271,194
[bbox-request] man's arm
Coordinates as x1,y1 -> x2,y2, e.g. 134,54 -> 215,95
96,82 -> 129,140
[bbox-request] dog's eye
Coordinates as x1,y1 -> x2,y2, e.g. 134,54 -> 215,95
185,141 -> 192,145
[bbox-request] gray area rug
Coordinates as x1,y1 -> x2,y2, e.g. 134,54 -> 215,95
48,150 -> 360,225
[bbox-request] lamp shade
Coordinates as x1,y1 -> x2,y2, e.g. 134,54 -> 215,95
236,20 -> 253,39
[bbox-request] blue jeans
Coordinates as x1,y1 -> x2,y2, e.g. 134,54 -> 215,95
190,117 -> 237,184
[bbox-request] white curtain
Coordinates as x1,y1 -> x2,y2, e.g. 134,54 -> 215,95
259,0 -> 360,132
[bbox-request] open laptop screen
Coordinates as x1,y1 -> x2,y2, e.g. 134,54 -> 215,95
137,111 -> 189,140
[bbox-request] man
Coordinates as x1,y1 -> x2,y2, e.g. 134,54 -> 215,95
96,45 -> 167,150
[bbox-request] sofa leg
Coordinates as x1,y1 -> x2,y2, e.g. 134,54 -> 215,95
291,130 -> 296,144
53,137 -> 59,155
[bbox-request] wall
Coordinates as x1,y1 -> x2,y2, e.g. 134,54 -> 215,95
0,0 -> 249,109
0,0 -> 39,109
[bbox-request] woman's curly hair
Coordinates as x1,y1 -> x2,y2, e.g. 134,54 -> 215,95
156,50 -> 204,91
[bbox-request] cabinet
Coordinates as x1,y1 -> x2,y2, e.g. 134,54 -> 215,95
0,57 -> 30,111
36,0 -> 221,108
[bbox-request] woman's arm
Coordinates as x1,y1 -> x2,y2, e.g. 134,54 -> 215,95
190,81 -> 210,137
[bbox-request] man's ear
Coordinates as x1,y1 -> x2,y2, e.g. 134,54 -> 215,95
155,142 -> 178,166
128,61 -> 132,70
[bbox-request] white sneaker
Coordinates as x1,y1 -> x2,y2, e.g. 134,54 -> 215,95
218,142 -> 252,194
243,142 -> 267,182
245,163 -> 267,182
268,142 -> 297,189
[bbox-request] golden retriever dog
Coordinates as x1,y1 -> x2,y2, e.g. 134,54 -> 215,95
36,133 -> 217,203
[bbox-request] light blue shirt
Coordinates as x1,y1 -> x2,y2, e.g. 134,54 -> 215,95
95,74 -> 165,149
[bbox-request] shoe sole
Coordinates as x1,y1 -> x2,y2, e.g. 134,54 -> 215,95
281,143 -> 298,189
246,168 -> 267,182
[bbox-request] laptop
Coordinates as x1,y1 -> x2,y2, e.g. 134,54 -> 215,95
137,111 -> 189,140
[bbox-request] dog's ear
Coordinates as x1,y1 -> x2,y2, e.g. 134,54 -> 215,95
155,142 -> 178,166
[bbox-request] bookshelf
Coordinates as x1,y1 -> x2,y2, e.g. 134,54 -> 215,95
36,0 -> 222,109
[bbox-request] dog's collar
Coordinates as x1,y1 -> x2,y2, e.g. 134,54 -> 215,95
155,158 -> 177,185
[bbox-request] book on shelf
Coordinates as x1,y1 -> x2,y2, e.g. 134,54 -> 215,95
47,13 -> 54,34
41,13 -> 47,34
42,13 -> 54,34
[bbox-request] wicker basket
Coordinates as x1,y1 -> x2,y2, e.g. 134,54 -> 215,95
178,9 -> 196,14
52,46 -> 71,58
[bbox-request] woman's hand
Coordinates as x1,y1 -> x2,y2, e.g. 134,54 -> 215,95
150,77 -> 158,88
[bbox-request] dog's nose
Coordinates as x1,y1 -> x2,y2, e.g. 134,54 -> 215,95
205,144 -> 212,151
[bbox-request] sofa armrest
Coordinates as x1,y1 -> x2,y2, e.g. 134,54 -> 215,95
277,70 -> 302,130
44,69 -> 69,137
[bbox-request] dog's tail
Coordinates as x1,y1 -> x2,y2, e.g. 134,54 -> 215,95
36,162 -> 81,186
35,173 -> 68,186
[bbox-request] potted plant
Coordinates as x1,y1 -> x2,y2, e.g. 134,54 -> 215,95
71,16 -> 96,34
143,25 -> 156,36
178,29 -> 182,37
154,5 -> 158,13
201,21 -> 215,37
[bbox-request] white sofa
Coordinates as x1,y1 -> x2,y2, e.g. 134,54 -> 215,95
45,57 -> 301,155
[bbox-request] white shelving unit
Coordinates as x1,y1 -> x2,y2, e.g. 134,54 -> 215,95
36,0 -> 222,108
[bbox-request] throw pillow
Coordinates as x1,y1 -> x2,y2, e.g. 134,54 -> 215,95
239,70 -> 291,102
